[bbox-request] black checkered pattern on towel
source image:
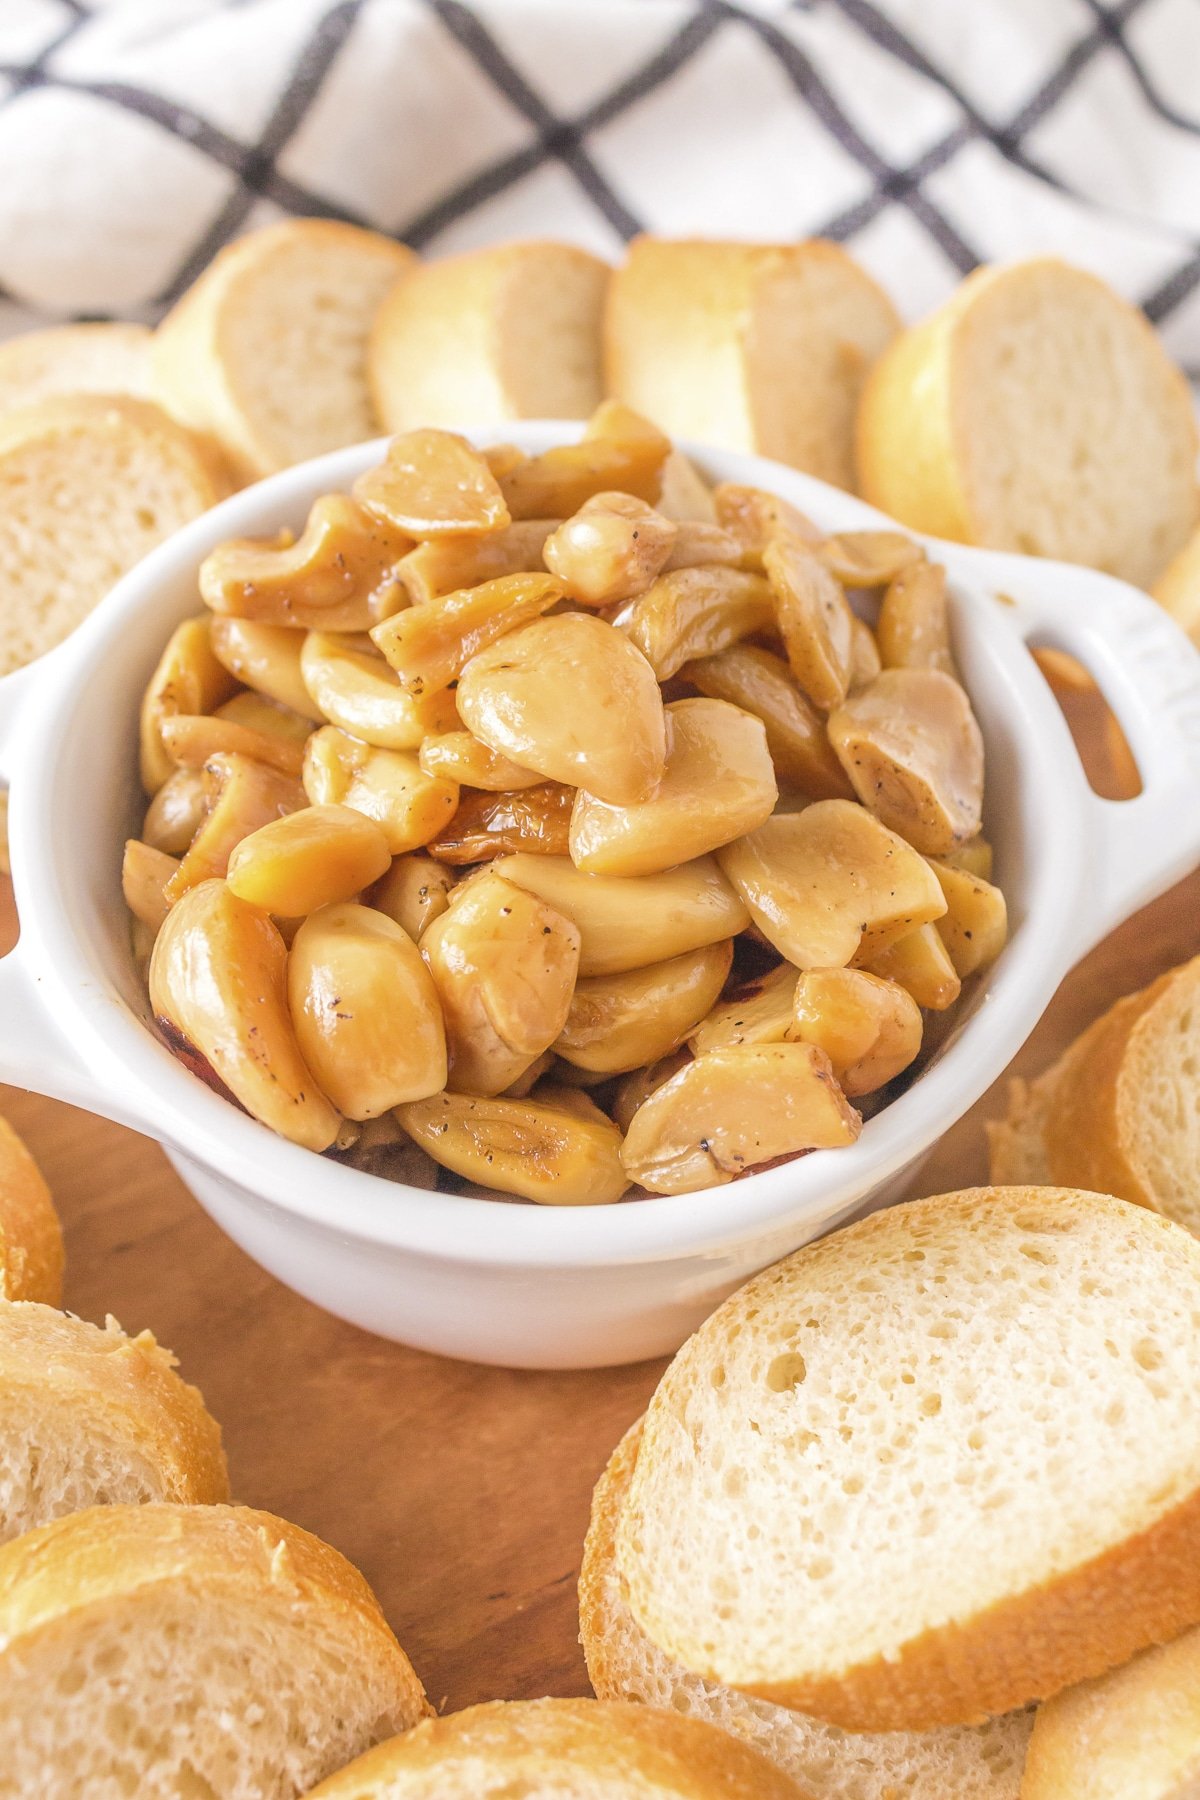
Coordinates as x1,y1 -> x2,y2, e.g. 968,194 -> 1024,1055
1,0 -> 1199,373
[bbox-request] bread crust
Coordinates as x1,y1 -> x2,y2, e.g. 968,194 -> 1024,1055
1023,1626 -> 1200,1799
606,237 -> 898,491
302,1697 -> 808,1798
0,1502 -> 429,1725
619,1187 -> 1200,1732
987,959 -> 1200,1217
857,258 -> 1199,584
153,219 -> 415,482
0,1300 -> 230,1517
369,240 -> 610,433
0,391 -> 231,505
0,1117 -> 63,1305
0,322 -> 152,413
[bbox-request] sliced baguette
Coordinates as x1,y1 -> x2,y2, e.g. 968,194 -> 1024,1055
0,1300 -> 228,1541
302,1697 -> 807,1799
1152,521 -> 1200,641
0,1116 -> 62,1304
617,1187 -> 1200,1732
1022,1627 -> 1200,1799
0,321 -> 152,413
0,394 -> 230,676
857,258 -> 1198,587
369,240 -> 610,433
581,1421 -> 1033,1800
605,238 -> 899,491
988,956 -> 1200,1232
153,219 -> 415,482
0,1502 -> 429,1799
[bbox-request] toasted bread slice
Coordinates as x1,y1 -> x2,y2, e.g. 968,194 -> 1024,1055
0,1116 -> 62,1304
1023,1627 -> 1200,1799
0,394 -> 230,676
302,1697 -> 807,1799
0,1502 -> 429,1799
605,238 -> 899,491
617,1187 -> 1200,1732
857,258 -> 1198,586
988,957 -> 1200,1231
1153,521 -> 1200,640
0,1300 -> 228,1542
582,1422 -> 1033,1800
153,219 -> 415,482
370,240 -> 610,434
0,322 -> 152,414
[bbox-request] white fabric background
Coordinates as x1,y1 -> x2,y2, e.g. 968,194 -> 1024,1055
0,0 -> 1198,371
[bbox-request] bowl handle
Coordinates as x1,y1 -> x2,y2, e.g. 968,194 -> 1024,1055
0,937 -> 151,1130
0,652 -> 154,1132
991,562 -> 1200,954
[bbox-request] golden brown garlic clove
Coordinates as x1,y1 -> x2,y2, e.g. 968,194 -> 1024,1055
302,726 -> 459,856
616,566 -> 775,681
287,902 -> 447,1118
418,729 -> 541,792
763,533 -> 856,713
121,840 -> 179,935
859,922 -> 961,1011
354,429 -> 510,536
371,571 -> 562,698
689,960 -> 798,1056
568,698 -> 776,877
827,667 -> 984,856
681,644 -> 852,800
396,520 -> 560,605
199,494 -> 411,631
397,1089 -> 628,1205
555,941 -> 733,1075
209,617 -> 325,721
717,801 -> 946,969
166,752 -> 305,901
877,559 -> 956,676
620,1042 -> 860,1195
420,870 -> 581,1096
368,853 -> 454,942
139,616 -> 236,793
492,853 -> 749,978
457,612 -> 667,806
928,859 -> 1008,977
300,630 -> 457,749
790,967 -> 922,1097
150,878 -> 340,1151
226,804 -> 392,916
543,491 -> 677,606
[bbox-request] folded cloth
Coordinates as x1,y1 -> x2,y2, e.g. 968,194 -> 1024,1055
0,0 -> 1198,373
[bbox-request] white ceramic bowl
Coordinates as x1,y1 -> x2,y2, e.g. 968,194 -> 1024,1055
2,425 -> 1199,1369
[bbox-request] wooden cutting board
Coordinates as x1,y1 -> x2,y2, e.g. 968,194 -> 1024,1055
1,686 -> 1196,1714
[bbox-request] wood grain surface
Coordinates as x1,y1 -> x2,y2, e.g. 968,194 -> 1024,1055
0,684 -> 1196,1714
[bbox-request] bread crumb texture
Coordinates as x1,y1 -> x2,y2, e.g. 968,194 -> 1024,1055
858,259 -> 1198,587
618,1186 -> 1200,1730
582,1423 -> 1032,1800
0,395 -> 229,677
0,1503 -> 429,1800
0,1301 -> 229,1544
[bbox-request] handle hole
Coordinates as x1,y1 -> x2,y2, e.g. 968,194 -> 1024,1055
1031,645 -> 1143,800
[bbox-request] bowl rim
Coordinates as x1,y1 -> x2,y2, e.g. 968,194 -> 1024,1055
4,427 -> 1096,1268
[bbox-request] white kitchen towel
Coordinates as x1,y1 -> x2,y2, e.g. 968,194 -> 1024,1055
1,0 -> 1199,372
